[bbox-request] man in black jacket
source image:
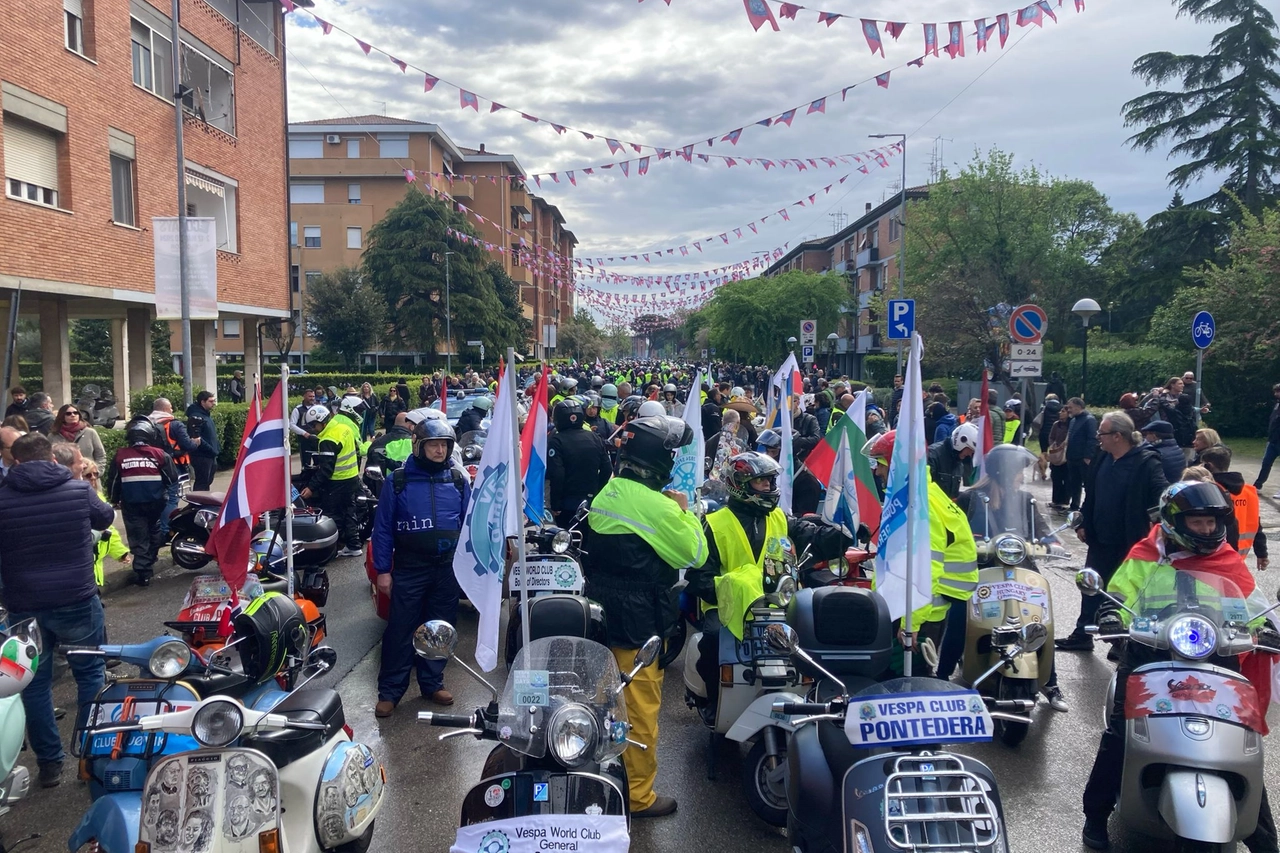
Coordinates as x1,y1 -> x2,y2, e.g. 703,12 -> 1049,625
1064,397 -> 1098,511
548,399 -> 612,529
1056,411 -> 1168,652
1254,383 -> 1280,496
186,392 -> 220,491
0,433 -> 115,788
1138,420 -> 1185,484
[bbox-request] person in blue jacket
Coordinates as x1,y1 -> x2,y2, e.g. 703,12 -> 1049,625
371,418 -> 470,718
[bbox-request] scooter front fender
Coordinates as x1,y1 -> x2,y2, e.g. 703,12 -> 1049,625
67,793 -> 140,853
725,691 -> 803,743
1157,771 -> 1236,845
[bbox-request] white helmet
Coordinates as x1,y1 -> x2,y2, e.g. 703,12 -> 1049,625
303,404 -> 331,426
338,395 -> 367,419
951,422 -> 980,453
638,400 -> 666,418
0,618 -> 41,697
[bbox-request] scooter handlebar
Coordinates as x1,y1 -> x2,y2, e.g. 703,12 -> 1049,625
418,712 -> 477,728
775,701 -> 832,716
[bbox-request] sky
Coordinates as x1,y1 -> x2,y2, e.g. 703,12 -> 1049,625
279,0 -> 1221,324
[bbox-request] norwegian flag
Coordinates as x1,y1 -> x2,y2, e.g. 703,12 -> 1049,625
205,383 -> 288,590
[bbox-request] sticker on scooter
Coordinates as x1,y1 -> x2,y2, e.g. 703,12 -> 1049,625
1125,668 -> 1264,731
533,783 -> 549,803
513,671 -> 550,706
485,784 -> 506,807
845,690 -> 994,747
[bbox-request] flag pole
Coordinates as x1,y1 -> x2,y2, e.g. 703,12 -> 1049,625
257,373 -> 271,535
902,333 -> 917,678
510,348 -> 531,657
281,364 -> 294,599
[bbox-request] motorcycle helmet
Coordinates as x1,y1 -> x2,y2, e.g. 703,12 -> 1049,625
554,398 -> 585,431
951,422 -> 980,454
637,400 -> 666,418
726,452 -> 782,515
861,430 -> 896,466
249,532 -> 285,574
125,417 -> 161,447
618,395 -> 646,422
1158,481 -> 1232,555
232,592 -> 308,684
472,395 -> 494,413
303,404 -> 331,427
984,443 -> 1038,480
0,618 -> 40,697
663,383 -> 677,396
414,418 -> 457,470
600,384 -> 619,406
617,415 -> 694,485
338,395 -> 368,420
560,377 -> 579,394
756,429 -> 782,452
591,376 -> 605,391
583,392 -> 601,412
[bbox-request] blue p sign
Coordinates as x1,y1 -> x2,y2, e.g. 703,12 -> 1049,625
887,299 -> 915,341
1192,311 -> 1215,350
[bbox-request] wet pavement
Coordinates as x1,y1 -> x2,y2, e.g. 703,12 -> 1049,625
16,467 -> 1280,852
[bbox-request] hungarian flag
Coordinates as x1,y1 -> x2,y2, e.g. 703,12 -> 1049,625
806,390 -> 880,536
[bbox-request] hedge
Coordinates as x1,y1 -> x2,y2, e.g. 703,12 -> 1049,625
124,384 -> 255,469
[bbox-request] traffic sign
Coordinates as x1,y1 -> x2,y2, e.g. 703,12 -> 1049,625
800,320 -> 817,346
1009,304 -> 1047,344
1009,343 -> 1043,361
1008,361 -> 1043,378
701,349 -> 708,359
1192,311 -> 1215,349
886,299 -> 915,341
802,345 -> 815,364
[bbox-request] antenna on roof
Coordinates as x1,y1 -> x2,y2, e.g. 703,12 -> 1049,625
376,101 -> 387,116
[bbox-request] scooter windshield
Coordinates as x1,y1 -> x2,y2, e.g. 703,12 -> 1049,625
845,678 -> 994,748
501,637 -> 629,764
1128,564 -> 1270,654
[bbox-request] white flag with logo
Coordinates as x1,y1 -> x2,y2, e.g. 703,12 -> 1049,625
667,369 -> 704,509
453,367 -> 521,671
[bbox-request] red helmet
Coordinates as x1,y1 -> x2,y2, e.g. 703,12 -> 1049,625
861,430 -> 896,465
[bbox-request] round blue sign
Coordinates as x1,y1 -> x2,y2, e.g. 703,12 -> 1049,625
1192,311 -> 1215,350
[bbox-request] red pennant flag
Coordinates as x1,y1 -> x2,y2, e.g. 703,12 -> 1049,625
459,90 -> 479,110
945,21 -> 965,57
780,209 -> 791,221
637,156 -> 650,175
734,228 -> 743,238
1039,1 -> 1058,21
997,13 -> 1010,46
390,56 -> 406,72
725,157 -> 737,167
923,23 -> 939,56
404,169 -> 416,182
876,72 -> 891,88
722,128 -> 743,144
279,0 -> 295,12
1017,4 -> 1043,26
817,11 -> 842,26
630,143 -> 643,153
315,16 -> 332,33
619,162 -> 629,177
605,138 -> 623,155
974,18 -> 991,51
908,56 -> 925,67
841,85 -> 856,101
748,223 -> 758,234
1075,0 -> 1085,9
567,171 -> 576,186
490,103 -> 506,113
885,21 -> 906,39
424,74 -> 439,92
778,2 -> 799,19
775,108 -> 797,127
355,38 -> 372,54
807,97 -> 826,114
861,19 -> 884,56
742,0 -> 780,32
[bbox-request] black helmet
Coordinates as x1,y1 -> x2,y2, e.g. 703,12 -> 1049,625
619,395 -> 646,422
618,415 -> 694,485
126,417 -> 161,447
726,452 -> 782,514
553,398 -> 585,431
232,592 -> 308,684
1159,481 -> 1232,555
413,418 -> 457,469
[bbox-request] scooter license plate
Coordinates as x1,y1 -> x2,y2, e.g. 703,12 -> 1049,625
138,748 -> 281,852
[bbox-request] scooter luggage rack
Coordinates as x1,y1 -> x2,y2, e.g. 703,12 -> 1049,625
883,754 -> 1000,851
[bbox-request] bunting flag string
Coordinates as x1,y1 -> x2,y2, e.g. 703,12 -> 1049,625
280,0 -> 1078,164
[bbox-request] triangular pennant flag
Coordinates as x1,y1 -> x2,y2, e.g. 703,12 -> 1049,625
885,21 -> 906,39
997,13 -> 1010,46
390,56 -> 407,72
315,16 -> 332,33
424,74 -> 439,92
817,11 -> 842,26
945,21 -> 965,57
876,72 -> 891,88
775,108 -> 797,127
742,0 -> 780,32
923,23 -> 939,56
861,19 -> 884,56
459,90 -> 479,110
355,38 -> 372,54
722,129 -> 743,145
807,97 -> 826,114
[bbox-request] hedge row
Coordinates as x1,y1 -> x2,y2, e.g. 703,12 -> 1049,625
127,383 -> 255,468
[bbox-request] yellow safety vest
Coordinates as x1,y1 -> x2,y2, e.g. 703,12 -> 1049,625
927,479 -> 979,620
318,416 -> 359,481
706,507 -> 790,639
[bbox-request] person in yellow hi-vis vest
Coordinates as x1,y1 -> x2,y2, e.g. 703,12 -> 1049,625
583,415 -> 707,819
300,395 -> 367,557
685,452 -> 849,721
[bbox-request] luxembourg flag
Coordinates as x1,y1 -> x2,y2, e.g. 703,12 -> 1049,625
521,365 -> 549,523
205,383 -> 288,591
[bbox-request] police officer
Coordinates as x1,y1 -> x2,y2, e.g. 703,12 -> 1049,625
548,398 -> 612,529
300,396 -> 365,557
372,419 -> 470,717
584,416 -> 708,818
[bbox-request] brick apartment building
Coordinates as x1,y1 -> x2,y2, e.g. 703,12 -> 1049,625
1,0 -> 297,413
764,188 -> 929,378
203,115 -> 577,366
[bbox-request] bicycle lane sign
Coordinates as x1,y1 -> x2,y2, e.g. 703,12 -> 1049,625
1192,311 -> 1215,350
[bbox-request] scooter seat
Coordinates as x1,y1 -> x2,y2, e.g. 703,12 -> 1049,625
185,491 -> 226,507
241,688 -> 345,769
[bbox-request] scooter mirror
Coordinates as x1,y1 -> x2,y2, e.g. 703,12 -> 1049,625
1067,511 -> 1084,529
309,646 -> 338,672
413,621 -> 459,660
634,636 -> 662,671
1020,622 -> 1048,653
764,622 -> 800,655
1076,568 -> 1104,596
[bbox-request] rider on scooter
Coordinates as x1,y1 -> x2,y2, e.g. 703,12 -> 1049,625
685,451 -> 849,721
1081,480 -> 1280,851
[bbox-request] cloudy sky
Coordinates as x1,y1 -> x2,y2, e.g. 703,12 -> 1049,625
281,0 -> 1219,319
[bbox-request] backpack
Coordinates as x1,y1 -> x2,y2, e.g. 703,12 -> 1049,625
393,465 -> 467,498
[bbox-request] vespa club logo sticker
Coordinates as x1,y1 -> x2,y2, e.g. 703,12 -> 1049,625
466,462 -> 510,579
477,828 -> 510,853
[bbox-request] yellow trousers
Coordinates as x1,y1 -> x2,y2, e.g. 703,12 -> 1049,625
612,646 -> 662,811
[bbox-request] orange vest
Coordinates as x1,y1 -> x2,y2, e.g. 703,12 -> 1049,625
1235,485 -> 1261,556
161,419 -> 190,466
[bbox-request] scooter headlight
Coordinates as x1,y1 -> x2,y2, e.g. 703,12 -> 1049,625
148,640 -> 192,679
548,703 -> 597,768
550,530 -> 572,555
192,700 -> 245,747
994,535 -> 1027,566
1169,616 -> 1217,660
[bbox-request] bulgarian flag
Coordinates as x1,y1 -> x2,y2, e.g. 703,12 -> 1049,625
806,389 -> 881,537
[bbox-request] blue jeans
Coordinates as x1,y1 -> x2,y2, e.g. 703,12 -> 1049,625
15,596 -> 106,765
159,477 -> 182,536
1256,441 -> 1280,489
377,562 -> 460,702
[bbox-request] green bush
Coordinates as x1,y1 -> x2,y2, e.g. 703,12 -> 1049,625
95,426 -> 127,463
129,383 -> 190,418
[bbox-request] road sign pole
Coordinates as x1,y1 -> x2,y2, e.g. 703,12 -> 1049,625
1195,348 -> 1203,413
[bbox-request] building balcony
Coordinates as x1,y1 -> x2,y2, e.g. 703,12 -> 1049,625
450,179 -> 474,201
290,157 -> 416,178
510,186 -> 531,215
510,266 -> 534,285
855,246 -> 879,269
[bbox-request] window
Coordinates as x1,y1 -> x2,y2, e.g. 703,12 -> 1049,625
289,183 -> 324,204
889,215 -> 901,242
347,183 -> 360,204
184,165 -> 238,252
222,318 -> 241,338
868,223 -> 879,248
239,0 -> 277,55
131,19 -> 173,99
4,118 -> 60,208
289,222 -> 297,246
378,134 -> 408,159
288,137 -> 322,159
346,139 -> 359,158
303,226 -> 320,248
291,264 -> 300,292
304,270 -> 321,288
110,155 -> 135,225
180,44 -> 234,134
346,227 -> 361,249
64,0 -> 85,54
441,153 -> 453,178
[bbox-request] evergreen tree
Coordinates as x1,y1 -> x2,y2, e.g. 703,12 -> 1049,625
1123,0 -> 1280,214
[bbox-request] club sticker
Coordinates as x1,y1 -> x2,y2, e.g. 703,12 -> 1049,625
484,784 -> 505,807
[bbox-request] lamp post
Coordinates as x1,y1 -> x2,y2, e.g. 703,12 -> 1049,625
1072,297 -> 1102,403
826,332 -> 838,373
870,132 -> 907,375
444,251 -> 454,376
787,336 -> 798,356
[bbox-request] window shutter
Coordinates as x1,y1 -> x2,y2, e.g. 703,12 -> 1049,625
3,120 -> 59,190
64,0 -> 83,16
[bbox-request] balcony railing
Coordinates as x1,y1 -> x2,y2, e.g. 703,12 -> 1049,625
855,246 -> 879,269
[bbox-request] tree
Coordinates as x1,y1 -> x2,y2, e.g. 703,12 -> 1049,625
903,148 -> 1121,371
262,317 -> 296,363
151,320 -> 175,378
603,324 -> 633,359
557,308 -> 606,362
70,319 -> 112,370
1122,0 -> 1280,215
304,266 -> 387,368
488,262 -> 533,356
703,271 -> 846,364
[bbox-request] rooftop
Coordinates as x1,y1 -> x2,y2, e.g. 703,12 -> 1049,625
292,114 -> 422,126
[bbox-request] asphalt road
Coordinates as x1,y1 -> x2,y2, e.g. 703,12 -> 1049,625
16,472 -> 1280,853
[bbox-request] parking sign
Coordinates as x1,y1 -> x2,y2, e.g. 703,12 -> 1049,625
887,299 -> 915,341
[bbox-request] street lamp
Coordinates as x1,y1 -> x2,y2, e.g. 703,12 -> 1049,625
1072,297 -> 1102,403
870,132 -> 907,375
826,332 -> 838,373
787,336 -> 798,355
444,251 -> 455,376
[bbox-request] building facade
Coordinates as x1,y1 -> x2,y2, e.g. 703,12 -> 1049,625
1,0 -> 296,412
